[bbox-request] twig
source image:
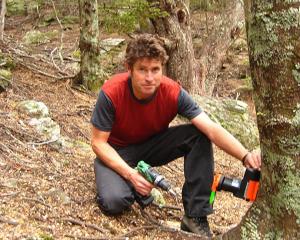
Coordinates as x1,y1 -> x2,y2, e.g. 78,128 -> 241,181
4,128 -> 27,147
117,225 -> 156,238
152,203 -> 182,211
50,0 -> 64,65
18,61 -> 74,80
27,137 -> 59,146
64,235 -> 127,240
21,197 -> 51,208
0,215 -> 19,226
140,209 -> 204,239
62,218 -> 107,233
50,47 -> 63,72
0,191 -> 20,198
72,123 -> 89,140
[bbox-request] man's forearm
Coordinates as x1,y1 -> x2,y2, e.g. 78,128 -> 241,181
210,124 -> 248,161
92,142 -> 135,180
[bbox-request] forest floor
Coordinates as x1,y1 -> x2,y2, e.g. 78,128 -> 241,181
1,10 -> 254,240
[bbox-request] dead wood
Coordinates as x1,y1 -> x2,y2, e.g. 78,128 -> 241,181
0,0 -> 6,41
0,215 -> 19,226
62,217 -> 107,233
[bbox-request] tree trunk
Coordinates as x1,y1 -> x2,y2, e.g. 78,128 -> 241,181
0,0 -> 6,41
76,0 -> 105,91
198,0 -> 244,96
148,0 -> 201,94
149,0 -> 244,96
222,1 -> 300,239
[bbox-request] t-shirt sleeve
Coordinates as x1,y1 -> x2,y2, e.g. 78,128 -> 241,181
91,90 -> 115,131
178,88 -> 202,120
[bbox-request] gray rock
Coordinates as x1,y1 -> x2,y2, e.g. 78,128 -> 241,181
28,117 -> 60,142
3,178 -> 18,188
100,38 -> 125,54
17,100 -> 49,118
190,95 -> 259,149
45,188 -> 71,205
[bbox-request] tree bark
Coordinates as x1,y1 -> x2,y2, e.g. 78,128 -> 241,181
76,0 -> 106,91
148,0 -> 201,94
0,0 -> 6,41
198,0 -> 244,96
149,0 -> 244,96
222,1 -> 300,239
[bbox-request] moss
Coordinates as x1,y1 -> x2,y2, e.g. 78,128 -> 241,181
23,30 -> 59,45
262,150 -> 300,221
292,69 -> 300,85
241,206 -> 261,240
6,0 -> 25,16
248,7 -> 300,67
72,49 -> 81,59
62,15 -> 80,24
271,170 -> 300,220
0,69 -> 12,80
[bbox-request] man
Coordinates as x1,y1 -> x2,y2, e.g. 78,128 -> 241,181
91,34 -> 261,237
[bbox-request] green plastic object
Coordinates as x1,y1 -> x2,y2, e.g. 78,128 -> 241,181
136,161 -> 153,183
209,191 -> 216,205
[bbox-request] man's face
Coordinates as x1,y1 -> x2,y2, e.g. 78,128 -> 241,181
129,57 -> 163,100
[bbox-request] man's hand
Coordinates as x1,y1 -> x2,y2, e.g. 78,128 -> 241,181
127,169 -> 154,196
243,150 -> 261,169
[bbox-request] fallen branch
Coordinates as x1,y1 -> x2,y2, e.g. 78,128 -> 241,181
152,203 -> 182,211
50,47 -> 64,73
27,137 -> 59,146
64,235 -> 127,240
140,208 -> 205,239
50,0 -> 64,65
0,191 -> 20,198
0,215 -> 19,226
62,218 -> 107,233
18,61 -> 74,80
117,225 -> 156,238
21,197 -> 51,208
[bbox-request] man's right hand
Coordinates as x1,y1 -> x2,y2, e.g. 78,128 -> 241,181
127,169 -> 154,196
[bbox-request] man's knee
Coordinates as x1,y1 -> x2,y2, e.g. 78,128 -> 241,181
96,191 -> 134,216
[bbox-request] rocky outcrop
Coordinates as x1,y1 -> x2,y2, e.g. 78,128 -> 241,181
190,95 -> 259,149
16,100 -> 90,153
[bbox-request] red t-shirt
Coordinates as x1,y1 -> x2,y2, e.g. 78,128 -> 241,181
101,72 -> 181,146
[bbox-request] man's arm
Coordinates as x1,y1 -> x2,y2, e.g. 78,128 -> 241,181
191,112 -> 261,169
91,126 -> 153,196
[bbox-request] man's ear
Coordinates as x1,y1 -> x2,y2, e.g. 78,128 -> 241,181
125,63 -> 132,74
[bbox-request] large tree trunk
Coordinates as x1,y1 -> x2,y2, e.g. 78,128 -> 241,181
222,1 -> 300,239
76,0 -> 105,91
148,0 -> 201,94
198,0 -> 244,96
149,0 -> 244,96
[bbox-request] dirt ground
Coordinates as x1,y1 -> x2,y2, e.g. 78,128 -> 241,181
1,10 -> 254,240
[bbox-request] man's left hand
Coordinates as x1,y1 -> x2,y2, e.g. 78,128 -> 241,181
243,150 -> 261,170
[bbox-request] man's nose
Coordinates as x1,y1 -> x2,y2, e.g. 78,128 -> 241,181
145,71 -> 154,81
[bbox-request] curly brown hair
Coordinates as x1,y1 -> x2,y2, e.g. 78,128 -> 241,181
125,34 -> 169,68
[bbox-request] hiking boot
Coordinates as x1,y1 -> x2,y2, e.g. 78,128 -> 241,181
180,215 -> 212,238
